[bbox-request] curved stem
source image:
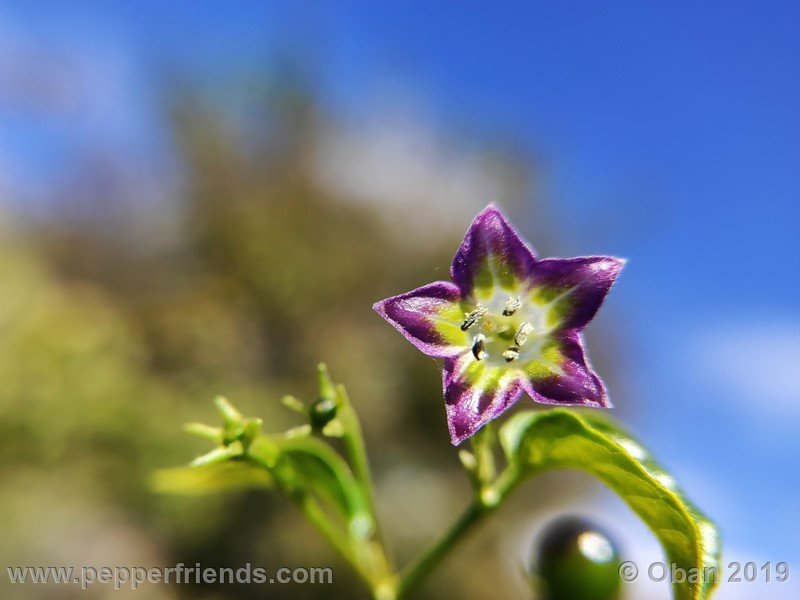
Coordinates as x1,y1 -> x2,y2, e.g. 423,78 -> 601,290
294,491 -> 369,578
338,385 -> 379,519
396,500 -> 487,597
395,465 -> 521,598
337,385 -> 395,585
244,403 -> 523,599
246,452 -> 377,588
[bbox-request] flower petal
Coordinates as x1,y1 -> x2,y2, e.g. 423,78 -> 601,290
521,330 -> 610,408
527,256 -> 625,331
373,282 -> 467,358
443,355 -> 524,445
450,204 -> 537,300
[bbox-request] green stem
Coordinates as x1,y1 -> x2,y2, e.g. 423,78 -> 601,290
294,491 -> 365,574
343,420 -> 377,516
395,465 -> 521,598
337,386 -> 379,516
471,425 -> 497,485
245,395 -> 525,600
337,387 -> 396,592
392,433 -> 502,596
245,452 -> 377,588
396,500 -> 487,597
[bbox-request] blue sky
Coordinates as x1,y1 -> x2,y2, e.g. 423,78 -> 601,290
2,0 -> 798,590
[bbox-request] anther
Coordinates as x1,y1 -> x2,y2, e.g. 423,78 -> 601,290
514,322 -> 534,346
502,296 -> 521,316
472,334 -> 487,361
461,304 -> 487,331
502,346 -> 520,362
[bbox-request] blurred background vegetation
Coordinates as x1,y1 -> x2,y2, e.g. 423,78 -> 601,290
0,71 -> 622,599
4,2 -> 800,598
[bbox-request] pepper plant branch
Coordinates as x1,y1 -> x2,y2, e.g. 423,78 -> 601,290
395,445 -> 522,598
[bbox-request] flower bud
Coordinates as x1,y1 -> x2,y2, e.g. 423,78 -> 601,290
310,363 -> 339,431
309,397 -> 338,430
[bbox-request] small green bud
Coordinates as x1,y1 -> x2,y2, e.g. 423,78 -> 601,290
214,396 -> 243,426
309,363 -> 339,431
183,422 -> 223,443
309,397 -> 338,430
240,418 -> 263,451
190,444 -> 242,468
281,395 -> 307,414
458,449 -> 478,471
316,363 -> 336,403
321,419 -> 345,438
284,425 -> 312,438
222,424 -> 245,446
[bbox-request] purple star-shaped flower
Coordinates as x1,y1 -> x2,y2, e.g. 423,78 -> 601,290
373,204 -> 625,445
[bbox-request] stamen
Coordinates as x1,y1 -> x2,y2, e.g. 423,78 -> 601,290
472,334 -> 487,361
461,304 -> 487,331
502,346 -> 520,362
514,322 -> 534,346
502,296 -> 521,316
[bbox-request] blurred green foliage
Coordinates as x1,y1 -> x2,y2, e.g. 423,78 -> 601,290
0,80 -> 606,599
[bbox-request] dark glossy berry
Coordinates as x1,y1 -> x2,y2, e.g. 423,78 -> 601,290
532,516 -> 622,600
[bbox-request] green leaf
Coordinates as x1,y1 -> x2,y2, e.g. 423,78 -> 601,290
500,409 -> 721,600
151,461 -> 272,495
252,434 -> 374,540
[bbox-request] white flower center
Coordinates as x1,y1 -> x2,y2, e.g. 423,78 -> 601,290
460,293 -> 551,366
